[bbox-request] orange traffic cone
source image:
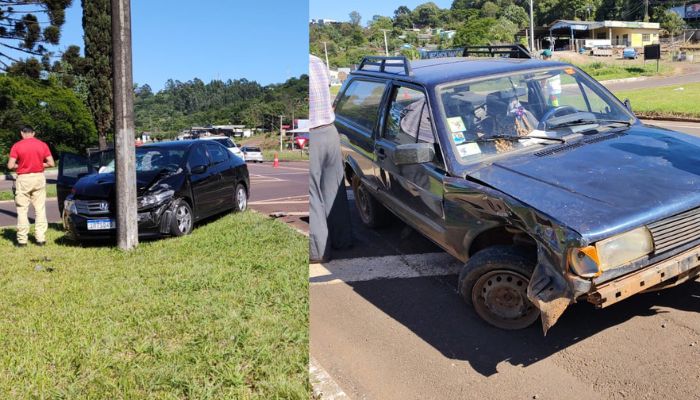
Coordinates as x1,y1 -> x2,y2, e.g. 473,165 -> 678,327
273,152 -> 279,168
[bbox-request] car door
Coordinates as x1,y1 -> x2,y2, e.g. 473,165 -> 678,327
187,143 -> 218,218
334,78 -> 390,191
374,83 -> 447,237
204,142 -> 233,212
56,152 -> 90,215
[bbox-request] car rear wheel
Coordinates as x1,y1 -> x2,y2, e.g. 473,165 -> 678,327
351,175 -> 390,228
170,199 -> 193,236
458,245 -> 540,330
234,183 -> 248,212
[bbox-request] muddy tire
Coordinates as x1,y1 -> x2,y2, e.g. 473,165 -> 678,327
234,183 -> 248,212
458,245 -> 539,330
351,175 -> 390,228
170,199 -> 194,236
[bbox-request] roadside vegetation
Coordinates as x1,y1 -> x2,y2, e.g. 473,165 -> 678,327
0,184 -> 57,201
614,83 -> 700,119
579,61 -> 671,81
0,211 -> 309,398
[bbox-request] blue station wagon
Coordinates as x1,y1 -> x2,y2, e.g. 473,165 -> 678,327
335,46 -> 700,332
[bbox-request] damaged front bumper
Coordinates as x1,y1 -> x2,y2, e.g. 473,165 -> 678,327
587,245 -> 700,308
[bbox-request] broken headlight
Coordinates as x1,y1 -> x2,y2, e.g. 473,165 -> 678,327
570,227 -> 654,277
137,190 -> 174,209
64,199 -> 78,215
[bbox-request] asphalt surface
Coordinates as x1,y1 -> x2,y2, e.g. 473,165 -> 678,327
0,161 -> 309,234
604,68 -> 700,92
310,121 -> 700,400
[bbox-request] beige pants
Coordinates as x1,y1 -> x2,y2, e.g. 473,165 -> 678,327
14,173 -> 47,244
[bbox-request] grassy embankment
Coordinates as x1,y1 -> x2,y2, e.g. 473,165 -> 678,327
614,82 -> 700,119
0,211 -> 309,398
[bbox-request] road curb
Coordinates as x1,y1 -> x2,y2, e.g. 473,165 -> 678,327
600,76 -> 648,85
310,357 -> 350,400
638,115 -> 700,123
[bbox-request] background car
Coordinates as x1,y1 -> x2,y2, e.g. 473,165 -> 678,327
622,47 -> 638,59
200,135 -> 244,160
240,145 -> 264,163
57,140 -> 249,241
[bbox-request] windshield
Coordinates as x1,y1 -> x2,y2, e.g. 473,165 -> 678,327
99,147 -> 186,174
437,66 -> 634,162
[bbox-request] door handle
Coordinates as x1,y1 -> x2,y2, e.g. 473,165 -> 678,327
377,147 -> 386,160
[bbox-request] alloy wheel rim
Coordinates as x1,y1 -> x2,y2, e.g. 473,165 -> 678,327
176,205 -> 191,232
237,187 -> 247,210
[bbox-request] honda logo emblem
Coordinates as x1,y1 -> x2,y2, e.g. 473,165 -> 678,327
99,202 -> 109,212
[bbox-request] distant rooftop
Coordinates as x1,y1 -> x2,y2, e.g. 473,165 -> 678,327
549,20 -> 660,30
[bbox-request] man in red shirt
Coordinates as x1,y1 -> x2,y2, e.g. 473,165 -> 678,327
7,126 -> 55,247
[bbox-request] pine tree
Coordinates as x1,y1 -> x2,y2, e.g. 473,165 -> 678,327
82,0 -> 112,150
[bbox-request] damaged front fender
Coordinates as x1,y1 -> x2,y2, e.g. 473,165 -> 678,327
444,176 -> 588,334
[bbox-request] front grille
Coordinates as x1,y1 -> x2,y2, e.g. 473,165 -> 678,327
647,207 -> 700,254
75,200 -> 111,216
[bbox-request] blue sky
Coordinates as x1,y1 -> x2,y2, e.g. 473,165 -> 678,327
310,0 -> 453,23
50,0 -> 309,91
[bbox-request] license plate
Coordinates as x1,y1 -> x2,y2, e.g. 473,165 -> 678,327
87,219 -> 116,230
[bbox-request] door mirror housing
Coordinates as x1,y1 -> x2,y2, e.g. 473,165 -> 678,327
393,143 -> 435,166
623,98 -> 633,113
190,164 -> 208,174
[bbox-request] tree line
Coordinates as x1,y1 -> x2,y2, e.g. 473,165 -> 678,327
310,0 -> 690,68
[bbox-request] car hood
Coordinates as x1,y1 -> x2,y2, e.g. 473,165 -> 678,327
73,170 -> 182,200
470,125 -> 700,242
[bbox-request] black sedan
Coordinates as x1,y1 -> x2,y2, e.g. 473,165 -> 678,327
57,140 -> 249,241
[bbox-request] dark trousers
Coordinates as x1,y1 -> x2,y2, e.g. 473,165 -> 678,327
309,124 -> 353,261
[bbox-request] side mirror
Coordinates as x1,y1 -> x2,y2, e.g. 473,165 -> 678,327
623,98 -> 633,113
393,143 -> 435,166
190,164 -> 208,174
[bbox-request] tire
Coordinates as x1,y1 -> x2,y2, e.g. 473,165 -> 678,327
351,175 -> 390,228
170,199 -> 194,236
458,245 -> 539,330
234,183 -> 248,212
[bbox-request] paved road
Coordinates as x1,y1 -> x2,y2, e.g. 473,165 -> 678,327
603,63 -> 700,92
310,124 -> 700,399
0,161 -> 309,234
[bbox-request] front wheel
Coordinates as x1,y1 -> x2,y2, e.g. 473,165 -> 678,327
458,245 -> 540,330
170,199 -> 194,236
234,183 -> 248,212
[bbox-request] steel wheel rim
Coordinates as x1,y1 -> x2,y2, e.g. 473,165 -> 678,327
472,269 -> 539,328
176,204 -> 191,232
355,186 -> 371,222
237,187 -> 247,210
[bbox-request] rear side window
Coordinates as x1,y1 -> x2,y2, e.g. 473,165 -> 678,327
188,145 -> 209,168
335,79 -> 386,132
61,153 -> 88,179
206,143 -> 229,164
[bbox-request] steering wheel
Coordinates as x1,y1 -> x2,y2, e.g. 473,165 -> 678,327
538,105 -> 579,130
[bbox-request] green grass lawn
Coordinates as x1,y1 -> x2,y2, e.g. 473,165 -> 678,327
263,150 -> 309,162
578,61 -> 669,81
0,184 -> 57,201
0,211 -> 308,399
614,82 -> 700,119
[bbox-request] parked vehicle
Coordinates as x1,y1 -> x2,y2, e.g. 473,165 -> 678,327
240,145 -> 264,163
336,47 -> 700,332
622,47 -> 638,59
200,135 -> 244,159
57,140 -> 249,241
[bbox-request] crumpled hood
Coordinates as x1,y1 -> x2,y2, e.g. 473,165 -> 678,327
73,170 -> 179,200
471,125 -> 700,242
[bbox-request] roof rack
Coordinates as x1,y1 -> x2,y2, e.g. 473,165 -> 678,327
462,44 -> 532,59
357,56 -> 412,76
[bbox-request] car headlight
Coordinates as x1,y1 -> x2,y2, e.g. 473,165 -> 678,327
64,199 -> 78,215
569,227 -> 654,278
137,190 -> 174,209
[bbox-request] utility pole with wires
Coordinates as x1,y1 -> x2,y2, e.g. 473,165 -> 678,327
529,0 -> 535,53
279,115 -> 285,152
644,0 -> 649,22
381,29 -> 391,56
111,0 -> 138,250
322,41 -> 330,70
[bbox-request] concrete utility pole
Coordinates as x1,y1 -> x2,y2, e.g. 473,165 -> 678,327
644,0 -> 649,22
529,0 -> 535,53
111,0 -> 138,250
381,29 -> 391,56
279,115 -> 285,152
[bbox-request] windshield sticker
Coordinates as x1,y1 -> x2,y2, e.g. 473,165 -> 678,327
452,131 -> 466,145
447,116 -> 467,133
457,142 -> 481,157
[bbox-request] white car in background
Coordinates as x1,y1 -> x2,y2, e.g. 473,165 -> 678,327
200,136 -> 244,160
240,146 -> 264,163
